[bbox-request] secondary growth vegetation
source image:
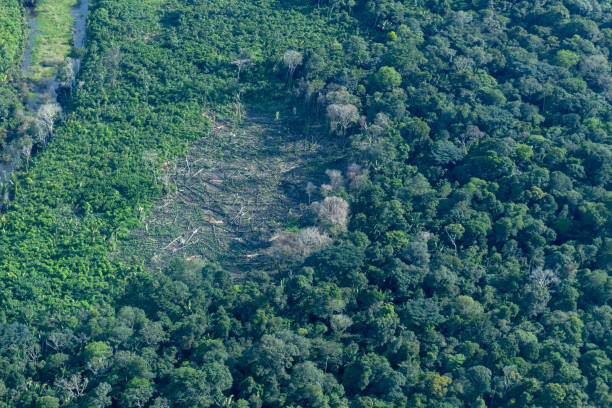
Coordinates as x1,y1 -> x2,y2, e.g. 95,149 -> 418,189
0,0 -> 610,407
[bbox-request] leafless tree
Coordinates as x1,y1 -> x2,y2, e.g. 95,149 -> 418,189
444,223 -> 465,253
454,55 -> 474,72
347,163 -> 361,180
268,226 -> 331,261
58,58 -> 76,87
325,87 -> 358,105
529,267 -> 560,291
498,365 -> 520,396
453,10 -> 473,26
417,230 -> 433,242
74,331 -> 90,349
580,54 -> 610,85
232,49 -> 253,82
34,103 -> 61,145
347,163 -> 368,189
283,50 -> 302,82
267,231 -> 298,261
295,227 -> 332,255
86,358 -> 110,376
26,343 -> 41,364
298,79 -> 325,106
314,196 -> 349,227
142,150 -> 162,187
55,373 -> 89,399
232,58 -> 251,81
305,181 -> 317,204
459,125 -> 485,150
20,138 -> 32,170
320,184 -> 332,196
325,169 -> 344,190
363,112 -> 390,143
234,89 -> 244,122
326,103 -> 359,135
46,331 -> 70,352
140,67 -> 151,103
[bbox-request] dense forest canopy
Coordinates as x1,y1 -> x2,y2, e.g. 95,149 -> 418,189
0,0 -> 610,407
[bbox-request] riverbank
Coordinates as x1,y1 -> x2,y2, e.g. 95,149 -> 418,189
26,0 -> 80,80
0,0 -> 89,183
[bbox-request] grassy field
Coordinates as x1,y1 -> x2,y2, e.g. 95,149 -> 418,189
29,0 -> 78,79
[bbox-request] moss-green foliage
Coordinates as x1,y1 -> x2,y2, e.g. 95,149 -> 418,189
0,0 -> 348,314
0,0 -> 361,316
0,0 -> 24,75
0,0 -> 24,147
0,0 -> 610,407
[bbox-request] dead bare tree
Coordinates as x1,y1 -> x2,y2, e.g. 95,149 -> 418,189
313,196 -> 349,228
20,137 -> 32,170
142,150 -> 161,186
267,226 -> 331,262
232,49 -> 253,82
346,163 -> 368,189
140,67 -> 151,104
498,365 -> 520,396
26,343 -> 41,364
459,125 -> 485,150
326,103 -> 359,136
325,169 -> 344,191
529,267 -> 560,291
234,90 -> 244,122
346,163 -> 361,181
295,227 -> 332,255
58,57 -> 76,87
46,331 -> 69,352
320,183 -> 332,196
325,87 -> 358,105
86,358 -> 110,377
283,50 -> 303,83
305,181 -> 317,204
34,103 -> 61,145
55,373 -> 89,399
233,58 -> 251,82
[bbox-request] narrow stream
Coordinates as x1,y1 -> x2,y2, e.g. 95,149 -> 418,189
70,0 -> 89,77
0,0 -> 89,183
20,8 -> 39,73
72,0 -> 89,49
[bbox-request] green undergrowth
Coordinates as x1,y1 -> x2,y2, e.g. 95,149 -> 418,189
0,0 -> 24,149
0,0 -> 24,76
0,0 -> 609,406
0,0 -> 354,318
